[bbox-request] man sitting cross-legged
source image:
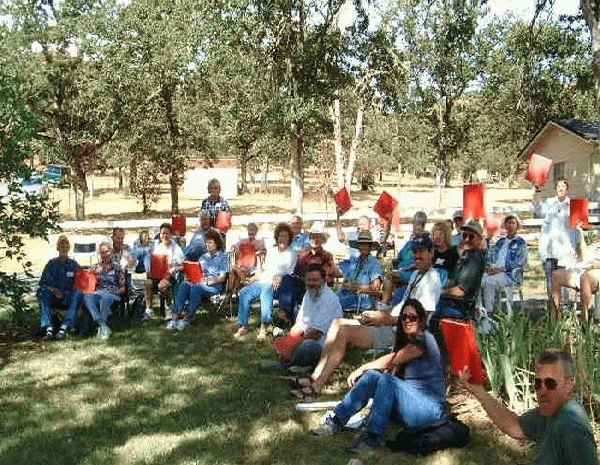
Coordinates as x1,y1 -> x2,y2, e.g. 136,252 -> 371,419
290,236 -> 442,399
262,264 -> 343,371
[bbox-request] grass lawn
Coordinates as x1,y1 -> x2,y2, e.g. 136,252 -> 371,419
0,307 -> 537,465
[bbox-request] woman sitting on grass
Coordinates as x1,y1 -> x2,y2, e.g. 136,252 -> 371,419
234,223 -> 297,341
309,298 -> 446,453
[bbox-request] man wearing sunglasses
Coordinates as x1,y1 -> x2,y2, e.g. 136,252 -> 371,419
459,349 -> 597,465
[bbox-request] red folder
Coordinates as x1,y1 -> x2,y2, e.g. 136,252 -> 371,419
441,318 -> 487,384
333,187 -> 352,216
463,183 -> 486,220
149,254 -> 169,280
183,261 -> 203,283
216,211 -> 232,232
74,268 -> 97,294
273,333 -> 304,361
237,242 -> 257,268
171,215 -> 186,237
373,191 -> 398,219
570,198 -> 589,228
484,213 -> 503,237
525,154 -> 552,188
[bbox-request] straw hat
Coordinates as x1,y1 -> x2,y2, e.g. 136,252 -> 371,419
309,221 -> 329,240
348,230 -> 380,251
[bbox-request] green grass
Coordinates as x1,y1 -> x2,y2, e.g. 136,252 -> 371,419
0,309 -> 536,465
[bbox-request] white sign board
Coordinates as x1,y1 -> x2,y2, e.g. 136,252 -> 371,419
184,168 -> 238,199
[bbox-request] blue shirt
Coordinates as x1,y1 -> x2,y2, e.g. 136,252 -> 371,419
92,261 -> 125,293
199,250 -> 229,282
184,230 -> 208,261
291,232 -> 310,253
338,254 -> 383,286
39,257 -> 80,292
400,331 -> 446,406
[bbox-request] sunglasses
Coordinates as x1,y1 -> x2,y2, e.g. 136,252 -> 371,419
462,232 -> 478,241
534,377 -> 559,391
401,313 -> 419,323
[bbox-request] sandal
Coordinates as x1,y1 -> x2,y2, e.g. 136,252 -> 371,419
290,382 -> 321,400
287,376 -> 313,389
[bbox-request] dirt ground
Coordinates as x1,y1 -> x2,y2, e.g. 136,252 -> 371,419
10,173 -> 536,275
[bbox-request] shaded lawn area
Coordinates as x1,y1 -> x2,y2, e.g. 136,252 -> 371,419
0,311 -> 533,465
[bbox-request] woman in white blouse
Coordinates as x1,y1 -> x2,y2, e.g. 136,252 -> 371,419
234,223 -> 297,341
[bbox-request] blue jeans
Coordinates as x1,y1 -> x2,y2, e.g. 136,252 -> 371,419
38,288 -> 83,329
277,275 -> 305,317
333,370 -> 444,436
174,281 -> 221,316
337,289 -> 375,310
289,340 -> 322,368
83,290 -> 121,325
237,282 -> 276,327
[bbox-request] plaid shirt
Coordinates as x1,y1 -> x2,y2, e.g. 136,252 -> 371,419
201,196 -> 231,227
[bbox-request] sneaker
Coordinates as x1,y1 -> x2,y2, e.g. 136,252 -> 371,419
42,326 -> 54,341
233,326 -> 249,340
256,327 -> 268,342
272,326 -> 285,338
97,325 -> 112,340
142,309 -> 154,321
166,319 -> 178,330
311,413 -> 342,436
345,431 -> 380,453
176,319 -> 190,331
55,326 -> 67,340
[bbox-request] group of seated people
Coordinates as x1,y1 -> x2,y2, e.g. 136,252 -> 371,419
38,206 -> 533,346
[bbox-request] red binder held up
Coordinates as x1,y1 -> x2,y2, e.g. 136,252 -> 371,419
333,187 -> 352,216
463,183 -> 486,220
216,211 -> 232,233
74,268 -> 97,294
570,198 -> 589,228
373,191 -> 398,219
525,154 -> 553,188
440,318 -> 487,385
171,215 -> 186,237
183,261 -> 203,284
237,242 -> 257,268
149,254 -> 169,280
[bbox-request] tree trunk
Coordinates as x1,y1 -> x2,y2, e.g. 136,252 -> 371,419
170,171 -> 179,215
331,99 -> 345,189
118,166 -> 123,190
260,159 -> 268,193
434,170 -> 443,210
344,100 -> 365,190
397,162 -> 402,187
239,154 -> 248,194
290,132 -> 304,214
75,187 -> 85,220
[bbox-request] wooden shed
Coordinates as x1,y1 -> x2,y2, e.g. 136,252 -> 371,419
520,119 -> 600,200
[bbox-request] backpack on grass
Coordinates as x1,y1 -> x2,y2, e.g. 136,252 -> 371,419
385,414 -> 470,456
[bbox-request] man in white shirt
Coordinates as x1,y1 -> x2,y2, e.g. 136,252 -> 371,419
143,222 -> 184,320
262,264 -> 343,371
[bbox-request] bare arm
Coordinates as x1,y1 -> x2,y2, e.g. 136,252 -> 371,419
459,368 -> 526,440
441,285 -> 467,297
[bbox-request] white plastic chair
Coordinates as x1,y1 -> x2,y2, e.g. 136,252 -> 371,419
499,268 -> 524,316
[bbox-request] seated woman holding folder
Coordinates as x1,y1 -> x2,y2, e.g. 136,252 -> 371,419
168,230 -> 229,331
228,222 -> 266,295
308,299 -> 446,453
83,241 -> 126,340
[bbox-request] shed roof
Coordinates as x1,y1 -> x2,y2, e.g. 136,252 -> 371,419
554,119 -> 600,141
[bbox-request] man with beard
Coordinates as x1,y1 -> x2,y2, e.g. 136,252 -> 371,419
261,264 -> 342,371
459,349 -> 597,465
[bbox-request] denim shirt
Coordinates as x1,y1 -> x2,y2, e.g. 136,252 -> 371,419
339,254 -> 383,286
491,235 -> 528,285
291,232 -> 311,253
199,250 -> 229,283
39,257 -> 80,292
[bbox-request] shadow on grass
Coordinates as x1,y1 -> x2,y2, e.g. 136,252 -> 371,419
0,310 -> 531,465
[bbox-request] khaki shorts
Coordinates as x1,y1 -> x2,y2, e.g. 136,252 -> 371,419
370,325 -> 396,350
